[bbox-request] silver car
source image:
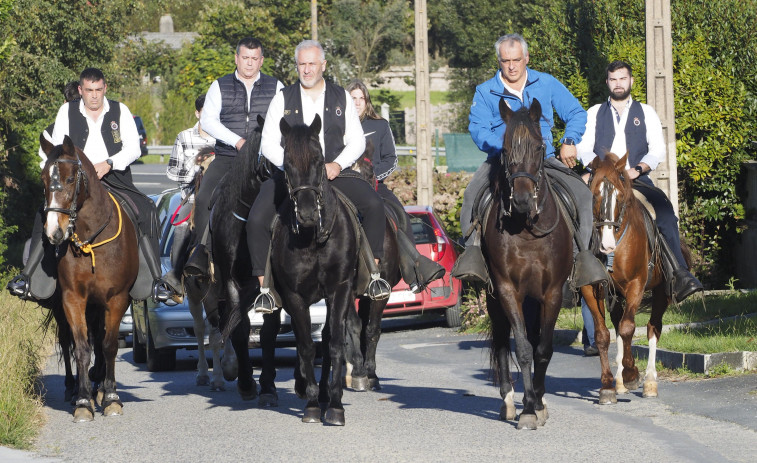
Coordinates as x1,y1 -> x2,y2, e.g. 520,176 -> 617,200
131,189 -> 326,371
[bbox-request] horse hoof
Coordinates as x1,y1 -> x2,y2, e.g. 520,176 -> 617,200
369,377 -> 382,391
196,375 -> 210,386
599,389 -> 618,405
222,364 -> 238,382
103,403 -> 123,416
237,383 -> 258,401
351,376 -> 369,392
73,407 -> 94,422
499,403 -> 516,421
535,406 -> 548,426
625,378 -> 640,391
302,407 -> 322,423
516,414 -> 538,430
616,384 -> 629,395
324,408 -> 345,426
643,381 -> 658,398
210,380 -> 226,392
95,389 -> 104,408
258,393 -> 279,408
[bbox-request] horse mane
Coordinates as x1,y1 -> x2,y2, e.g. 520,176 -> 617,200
213,122 -> 263,211
283,123 -> 324,174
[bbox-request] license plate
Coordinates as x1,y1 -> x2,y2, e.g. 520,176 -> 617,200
388,290 -> 417,304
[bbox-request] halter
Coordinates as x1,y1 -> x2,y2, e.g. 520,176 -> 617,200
285,167 -> 326,237
44,156 -> 88,238
593,177 -> 629,246
501,140 -> 547,215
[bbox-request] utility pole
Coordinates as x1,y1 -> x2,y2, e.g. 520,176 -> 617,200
414,0 -> 433,206
646,0 -> 677,214
311,0 -> 318,40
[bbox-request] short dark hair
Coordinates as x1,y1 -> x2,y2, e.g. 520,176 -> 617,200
236,37 -> 264,56
606,60 -> 632,78
195,94 -> 206,111
63,80 -> 80,102
79,67 -> 106,85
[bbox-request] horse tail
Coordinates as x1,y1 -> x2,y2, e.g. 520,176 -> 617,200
488,312 -> 514,386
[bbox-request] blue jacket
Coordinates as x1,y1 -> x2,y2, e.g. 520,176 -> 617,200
468,68 -> 587,160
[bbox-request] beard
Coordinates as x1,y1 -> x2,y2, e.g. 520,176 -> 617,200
610,87 -> 631,101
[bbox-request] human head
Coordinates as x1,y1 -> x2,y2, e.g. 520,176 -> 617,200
235,37 -> 265,81
63,80 -> 80,102
294,40 -> 326,89
346,80 -> 380,120
605,60 -> 633,101
194,93 -> 206,119
495,34 -> 530,87
78,68 -> 107,112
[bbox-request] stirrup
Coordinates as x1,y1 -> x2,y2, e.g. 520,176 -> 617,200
252,287 -> 281,314
410,258 -> 446,294
6,274 -> 31,300
366,273 -> 391,300
152,280 -> 179,304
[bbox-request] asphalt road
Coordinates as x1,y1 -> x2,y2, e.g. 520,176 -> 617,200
16,316 -> 757,462
131,162 -> 173,196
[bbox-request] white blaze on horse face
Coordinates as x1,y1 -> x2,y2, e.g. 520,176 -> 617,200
600,180 -> 618,255
44,164 -> 67,240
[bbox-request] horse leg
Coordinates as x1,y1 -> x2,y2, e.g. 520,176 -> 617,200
615,283 -> 643,393
532,286 -> 565,426
231,313 -> 256,400
53,306 -> 77,403
345,298 -> 370,392
287,299 -> 320,423
101,295 -> 130,417
580,284 -> 616,404
359,297 -> 385,391
63,296 -> 94,422
217,295 -> 238,382
258,310 -> 281,407
509,301 -> 539,430
643,286 -> 668,398
202,286 -> 226,391
322,282 -> 355,426
487,293 -> 516,422
187,278 -> 210,387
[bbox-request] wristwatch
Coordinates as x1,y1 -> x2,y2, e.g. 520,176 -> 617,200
563,138 -> 575,145
634,165 -> 644,175
105,158 -> 113,169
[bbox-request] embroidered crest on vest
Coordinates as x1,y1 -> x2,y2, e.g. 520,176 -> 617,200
335,106 -> 342,117
633,117 -> 640,126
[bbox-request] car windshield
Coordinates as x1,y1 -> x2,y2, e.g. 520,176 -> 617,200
409,214 -> 436,245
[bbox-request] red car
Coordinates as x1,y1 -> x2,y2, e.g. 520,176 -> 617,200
383,205 -> 463,327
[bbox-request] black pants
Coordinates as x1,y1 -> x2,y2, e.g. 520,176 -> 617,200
192,154 -> 235,244
633,179 -> 688,267
377,181 -> 414,243
246,174 -> 386,276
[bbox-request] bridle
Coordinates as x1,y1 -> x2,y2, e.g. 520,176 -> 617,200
593,175 -> 629,244
285,166 -> 326,237
44,156 -> 88,238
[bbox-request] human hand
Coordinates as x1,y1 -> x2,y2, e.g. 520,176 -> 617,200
325,162 -> 341,180
559,144 -> 577,169
94,161 -> 112,179
235,138 -> 246,151
626,168 -> 640,180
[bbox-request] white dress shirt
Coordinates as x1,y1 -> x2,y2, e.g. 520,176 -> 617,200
46,99 -> 141,171
260,83 -> 365,170
201,71 -> 284,148
576,97 -> 665,170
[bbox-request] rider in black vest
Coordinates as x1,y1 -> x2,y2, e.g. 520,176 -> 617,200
162,37 -> 283,296
577,60 -> 703,303
7,68 -> 175,303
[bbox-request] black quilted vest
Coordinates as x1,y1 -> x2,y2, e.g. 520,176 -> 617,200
594,100 -> 648,171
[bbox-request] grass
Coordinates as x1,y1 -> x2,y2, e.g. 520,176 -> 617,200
389,90 -> 451,109
634,356 -> 753,380
636,316 -> 756,353
133,154 -> 168,165
0,293 -> 52,449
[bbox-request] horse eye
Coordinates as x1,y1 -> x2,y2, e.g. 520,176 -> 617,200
66,176 -> 75,184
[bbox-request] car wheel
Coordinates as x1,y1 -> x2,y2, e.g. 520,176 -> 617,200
145,308 -> 176,372
444,298 -> 462,328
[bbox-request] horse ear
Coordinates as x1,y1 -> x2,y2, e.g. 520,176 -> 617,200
62,135 -> 76,154
499,98 -> 514,123
617,152 -> 629,171
257,114 -> 265,129
280,117 -> 291,136
40,132 -> 54,156
529,99 -> 542,125
310,114 -> 322,137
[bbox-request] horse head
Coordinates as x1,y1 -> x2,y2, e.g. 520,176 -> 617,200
40,134 -> 91,245
350,140 -> 377,189
499,98 -> 545,220
588,151 -> 632,255
281,114 -> 325,229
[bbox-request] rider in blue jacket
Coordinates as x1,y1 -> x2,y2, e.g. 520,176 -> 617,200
452,33 -> 606,290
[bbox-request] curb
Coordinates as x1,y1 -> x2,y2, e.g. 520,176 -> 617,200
631,346 -> 757,374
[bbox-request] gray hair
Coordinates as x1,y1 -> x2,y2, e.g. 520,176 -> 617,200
294,40 -> 326,64
495,34 -> 529,60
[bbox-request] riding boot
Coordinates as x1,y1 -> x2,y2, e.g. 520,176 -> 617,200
450,227 -> 490,285
573,250 -> 609,287
183,243 -> 209,277
658,236 -> 703,302
139,234 -> 178,303
162,229 -> 191,298
396,230 -> 445,293
6,238 -> 46,300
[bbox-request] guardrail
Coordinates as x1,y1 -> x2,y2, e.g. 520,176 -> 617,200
148,145 -> 447,157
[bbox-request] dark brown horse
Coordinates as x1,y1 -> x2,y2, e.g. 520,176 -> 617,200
484,99 -> 573,429
583,152 -> 672,404
40,135 -> 139,422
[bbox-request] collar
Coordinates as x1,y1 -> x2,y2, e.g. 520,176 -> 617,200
607,95 -> 633,115
499,69 -> 529,94
234,70 -> 261,86
79,98 -> 110,123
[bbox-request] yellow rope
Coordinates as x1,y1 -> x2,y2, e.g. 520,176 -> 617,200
72,192 -> 123,269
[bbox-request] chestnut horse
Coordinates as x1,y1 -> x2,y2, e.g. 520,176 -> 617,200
484,99 -> 573,430
40,135 -> 139,422
583,152 -> 672,404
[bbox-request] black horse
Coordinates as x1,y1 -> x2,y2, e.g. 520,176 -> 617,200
272,115 -> 367,425
484,99 -> 573,429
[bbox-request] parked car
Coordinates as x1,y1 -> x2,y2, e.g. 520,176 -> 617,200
118,305 -> 132,348
131,189 -> 326,371
133,116 -> 148,157
384,206 -> 463,327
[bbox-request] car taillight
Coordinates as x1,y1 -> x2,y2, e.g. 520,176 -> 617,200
430,228 -> 446,261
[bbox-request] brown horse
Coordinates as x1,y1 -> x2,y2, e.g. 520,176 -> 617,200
582,152 -> 672,404
484,99 -> 573,430
40,135 -> 139,422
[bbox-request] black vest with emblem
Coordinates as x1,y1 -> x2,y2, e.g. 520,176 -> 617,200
215,71 -> 279,157
594,100 -> 649,174
281,81 -> 346,164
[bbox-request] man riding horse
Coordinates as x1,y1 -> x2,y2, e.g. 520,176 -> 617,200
7,67 -> 175,303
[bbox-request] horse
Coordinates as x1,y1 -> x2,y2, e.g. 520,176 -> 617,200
272,115 -> 367,425
344,153 -> 401,392
483,99 -> 573,430
582,152 -> 675,404
40,135 -> 139,422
